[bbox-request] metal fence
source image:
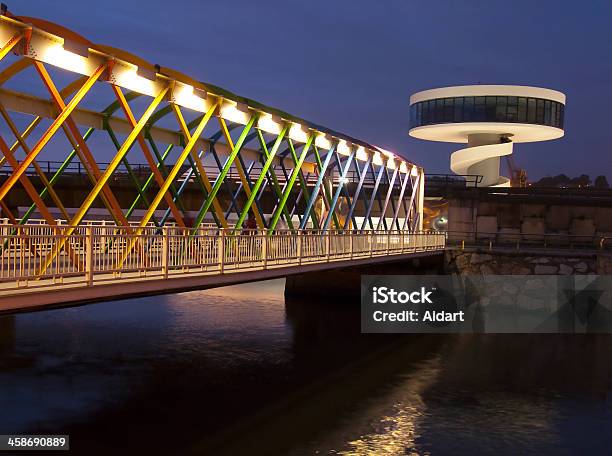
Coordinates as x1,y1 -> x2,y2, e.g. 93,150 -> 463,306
425,174 -> 484,188
446,230 -> 611,251
0,224 -> 445,292
0,160 -> 383,187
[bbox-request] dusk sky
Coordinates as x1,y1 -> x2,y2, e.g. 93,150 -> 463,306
21,0 -> 612,180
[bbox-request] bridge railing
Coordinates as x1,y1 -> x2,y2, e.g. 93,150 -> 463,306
446,230 -> 612,251
0,160 -> 379,187
0,225 -> 446,294
425,174 -> 484,188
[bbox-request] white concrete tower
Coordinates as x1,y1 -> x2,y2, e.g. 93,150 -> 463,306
409,85 -> 566,187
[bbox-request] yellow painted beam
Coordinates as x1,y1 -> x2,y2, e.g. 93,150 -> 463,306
112,86 -> 187,228
35,62 -> 132,229
0,32 -> 22,63
37,85 -> 169,275
0,62 -> 106,202
115,102 -> 218,269
0,104 -> 70,221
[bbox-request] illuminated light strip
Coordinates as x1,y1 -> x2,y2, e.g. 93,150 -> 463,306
337,140 -> 351,156
109,61 -> 164,97
171,81 -> 210,113
372,151 -> 384,166
356,146 -> 368,161
315,133 -> 332,150
374,145 -> 411,171
220,100 -> 250,125
288,123 -> 309,143
257,113 -> 283,135
37,39 -> 96,75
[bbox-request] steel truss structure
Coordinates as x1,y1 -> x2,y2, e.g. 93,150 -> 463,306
0,11 -> 425,277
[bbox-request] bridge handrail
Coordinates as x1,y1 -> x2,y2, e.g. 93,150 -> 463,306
444,230 -> 612,251
425,174 -> 484,187
0,160 -> 383,186
0,224 -> 445,295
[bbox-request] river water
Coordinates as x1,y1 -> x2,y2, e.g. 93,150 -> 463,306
0,279 -> 610,455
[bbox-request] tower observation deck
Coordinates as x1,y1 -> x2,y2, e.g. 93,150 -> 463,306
409,85 -> 566,187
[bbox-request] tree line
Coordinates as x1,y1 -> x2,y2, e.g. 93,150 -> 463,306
531,174 -> 609,188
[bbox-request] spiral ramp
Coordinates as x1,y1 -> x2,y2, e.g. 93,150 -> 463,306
450,141 -> 513,187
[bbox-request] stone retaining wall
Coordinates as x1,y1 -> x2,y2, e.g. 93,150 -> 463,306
445,249 -> 612,275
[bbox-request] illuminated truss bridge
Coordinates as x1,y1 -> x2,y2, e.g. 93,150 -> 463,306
0,10 -> 442,311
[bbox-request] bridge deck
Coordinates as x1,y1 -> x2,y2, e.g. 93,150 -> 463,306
0,226 -> 445,313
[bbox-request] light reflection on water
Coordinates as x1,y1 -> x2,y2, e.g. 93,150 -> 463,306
0,279 -> 610,455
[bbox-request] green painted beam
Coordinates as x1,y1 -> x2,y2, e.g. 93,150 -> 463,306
190,116 -> 257,233
235,127 -> 288,230
286,138 -> 318,229
312,146 -> 341,230
268,134 -> 314,233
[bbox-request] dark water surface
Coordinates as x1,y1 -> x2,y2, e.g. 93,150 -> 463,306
0,279 -> 610,455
